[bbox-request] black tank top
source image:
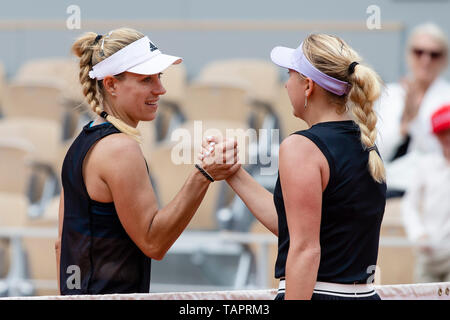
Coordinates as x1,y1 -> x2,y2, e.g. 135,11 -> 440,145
273,120 -> 386,284
60,122 -> 151,295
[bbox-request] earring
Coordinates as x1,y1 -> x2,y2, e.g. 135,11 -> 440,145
304,95 -> 308,109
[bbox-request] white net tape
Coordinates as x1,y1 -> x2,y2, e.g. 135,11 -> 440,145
1,282 -> 449,300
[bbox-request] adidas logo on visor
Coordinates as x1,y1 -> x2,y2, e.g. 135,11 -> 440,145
149,41 -> 158,52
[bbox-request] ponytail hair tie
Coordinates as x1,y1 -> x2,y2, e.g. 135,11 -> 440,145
367,145 -> 376,152
93,34 -> 103,45
100,111 -> 109,119
90,35 -> 104,66
348,61 -> 359,75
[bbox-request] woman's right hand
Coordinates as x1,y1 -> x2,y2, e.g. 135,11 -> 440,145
198,136 -> 241,181
400,78 -> 424,136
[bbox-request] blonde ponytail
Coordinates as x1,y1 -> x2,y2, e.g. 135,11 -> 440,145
71,28 -> 144,143
348,64 -> 386,183
302,34 -> 386,183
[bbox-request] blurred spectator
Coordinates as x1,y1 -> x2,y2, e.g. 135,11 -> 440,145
401,104 -> 450,283
376,23 -> 450,196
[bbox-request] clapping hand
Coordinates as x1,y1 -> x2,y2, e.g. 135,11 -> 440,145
400,77 -> 425,136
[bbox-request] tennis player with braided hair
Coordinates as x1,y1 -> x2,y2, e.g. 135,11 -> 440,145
55,28 -> 240,295
202,34 -> 387,300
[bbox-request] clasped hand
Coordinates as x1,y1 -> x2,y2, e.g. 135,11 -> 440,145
197,136 -> 241,181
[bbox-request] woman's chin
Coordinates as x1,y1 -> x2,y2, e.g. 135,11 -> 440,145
141,110 -> 157,122
144,114 -> 157,122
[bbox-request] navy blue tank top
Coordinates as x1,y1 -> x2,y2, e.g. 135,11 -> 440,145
273,120 -> 386,284
60,122 -> 151,295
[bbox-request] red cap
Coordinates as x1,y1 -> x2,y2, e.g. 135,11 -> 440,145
431,104 -> 450,134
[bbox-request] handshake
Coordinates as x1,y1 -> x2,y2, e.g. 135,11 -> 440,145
196,136 -> 241,181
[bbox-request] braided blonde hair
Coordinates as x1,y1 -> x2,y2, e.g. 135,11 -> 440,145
71,27 -> 145,143
302,34 -> 386,183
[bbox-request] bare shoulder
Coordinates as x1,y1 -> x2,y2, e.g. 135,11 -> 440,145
279,133 -> 330,191
94,133 -> 142,159
279,134 -> 323,162
90,133 -> 146,174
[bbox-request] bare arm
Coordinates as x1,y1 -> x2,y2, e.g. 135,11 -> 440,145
55,188 -> 64,294
201,137 -> 278,235
226,167 -> 278,235
280,135 -> 327,300
98,134 -> 239,260
137,170 -> 211,259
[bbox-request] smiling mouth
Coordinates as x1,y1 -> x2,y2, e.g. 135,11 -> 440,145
145,101 -> 158,106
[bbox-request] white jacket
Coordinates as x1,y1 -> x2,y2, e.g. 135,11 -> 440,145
375,77 -> 450,190
401,153 -> 450,260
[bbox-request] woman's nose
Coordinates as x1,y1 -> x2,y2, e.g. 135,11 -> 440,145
153,79 -> 166,96
419,54 -> 432,65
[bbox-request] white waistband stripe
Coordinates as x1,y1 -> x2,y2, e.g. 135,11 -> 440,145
278,280 -> 377,297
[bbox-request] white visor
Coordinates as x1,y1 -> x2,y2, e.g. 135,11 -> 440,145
89,36 -> 182,80
270,46 -> 298,71
270,42 -> 351,96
